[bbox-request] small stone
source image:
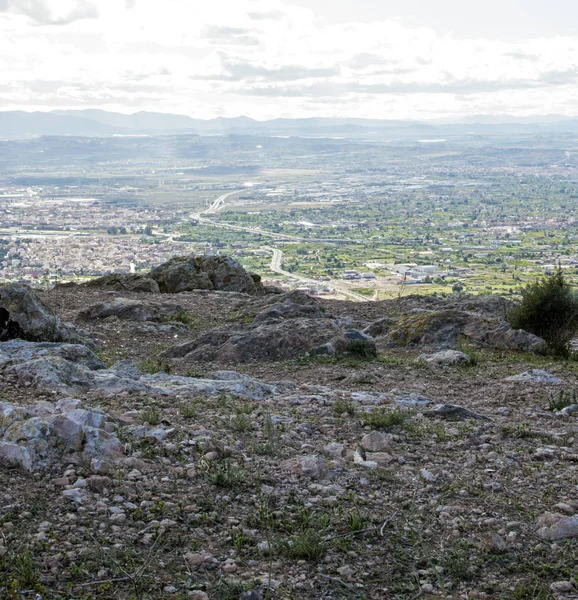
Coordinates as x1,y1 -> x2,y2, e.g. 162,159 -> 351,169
420,469 -> 436,482
323,442 -> 345,459
62,489 -> 86,504
537,515 -> 578,540
184,552 -> 213,568
188,593 -> 209,600
553,503 -> 576,515
337,565 -> 355,578
550,581 -> 574,593
365,452 -> 394,465
361,431 -> 391,453
53,477 -> 70,487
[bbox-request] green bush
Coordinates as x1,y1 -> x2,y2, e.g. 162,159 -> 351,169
507,269 -> 578,357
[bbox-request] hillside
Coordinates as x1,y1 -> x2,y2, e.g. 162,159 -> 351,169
4,109 -> 578,138
0,259 -> 577,599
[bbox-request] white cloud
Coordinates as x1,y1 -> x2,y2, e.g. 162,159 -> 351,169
0,0 -> 99,25
1,0 -> 578,119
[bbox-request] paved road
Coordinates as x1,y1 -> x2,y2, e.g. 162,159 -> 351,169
189,191 -> 374,302
266,247 -> 372,302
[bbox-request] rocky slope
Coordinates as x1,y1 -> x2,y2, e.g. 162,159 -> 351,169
0,272 -> 577,599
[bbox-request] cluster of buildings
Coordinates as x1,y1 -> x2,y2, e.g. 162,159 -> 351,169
0,236 -> 199,283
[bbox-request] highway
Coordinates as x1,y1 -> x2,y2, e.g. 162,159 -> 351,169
189,191 -> 374,302
266,247 -> 373,302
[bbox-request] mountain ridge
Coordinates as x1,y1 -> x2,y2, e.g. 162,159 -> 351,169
4,109 -> 578,138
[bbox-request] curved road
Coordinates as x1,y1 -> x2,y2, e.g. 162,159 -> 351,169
189,191 -> 374,302
267,247 -> 372,302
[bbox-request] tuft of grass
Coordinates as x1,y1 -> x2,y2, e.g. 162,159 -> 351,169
547,388 -> 577,411
361,407 -> 410,431
202,460 -> 247,488
332,398 -> 356,417
140,406 -> 160,426
283,529 -> 327,561
347,339 -> 377,359
165,307 -> 196,327
228,412 -> 252,432
253,413 -> 281,456
346,510 -> 367,532
457,335 -> 481,366
0,547 -> 41,593
138,358 -> 168,375
180,402 -> 198,419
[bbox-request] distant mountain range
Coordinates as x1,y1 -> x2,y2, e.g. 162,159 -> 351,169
2,109 -> 578,138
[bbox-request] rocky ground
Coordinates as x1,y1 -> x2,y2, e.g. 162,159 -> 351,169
0,274 -> 577,600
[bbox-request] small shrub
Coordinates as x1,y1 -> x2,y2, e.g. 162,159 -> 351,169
180,402 -> 198,419
203,460 -> 246,488
457,335 -> 480,366
361,407 -> 409,431
228,412 -> 252,432
284,529 -> 326,561
138,359 -> 167,375
166,308 -> 195,327
140,407 -> 160,425
347,339 -> 377,359
333,398 -> 355,417
507,268 -> 578,357
548,389 -> 577,411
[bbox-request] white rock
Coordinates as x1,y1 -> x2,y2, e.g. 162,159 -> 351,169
353,450 -> 377,469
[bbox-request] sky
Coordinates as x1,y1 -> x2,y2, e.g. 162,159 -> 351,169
1,0 -> 578,120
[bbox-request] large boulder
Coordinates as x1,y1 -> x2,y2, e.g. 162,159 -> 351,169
160,292 -> 375,363
82,273 -> 160,293
150,254 -> 264,295
368,308 -> 545,353
0,398 -> 123,471
250,290 -> 327,323
0,339 -> 292,399
78,298 -> 186,323
0,284 -> 87,344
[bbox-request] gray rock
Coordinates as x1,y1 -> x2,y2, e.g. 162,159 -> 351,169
78,298 -> 186,323
161,318 -> 355,363
0,284 -> 87,344
0,340 -> 289,400
151,254 -> 264,295
391,391 -> 432,407
505,369 -> 562,384
560,404 -> 578,415
537,515 -> 578,540
82,274 -> 160,293
160,291 -> 375,363
363,317 -> 396,337
378,308 -> 546,353
251,291 -> 326,324
361,430 -> 391,453
423,403 -> 490,421
0,397 -> 123,471
419,350 -> 471,366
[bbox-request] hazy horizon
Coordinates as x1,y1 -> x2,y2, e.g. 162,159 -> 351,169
2,0 -> 578,120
